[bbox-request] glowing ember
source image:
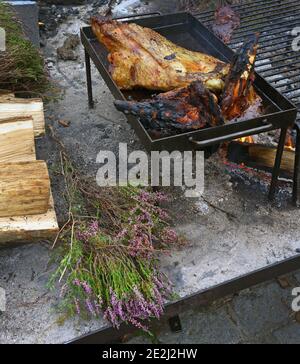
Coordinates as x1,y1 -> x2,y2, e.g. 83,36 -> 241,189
237,136 -> 255,144
285,133 -> 295,152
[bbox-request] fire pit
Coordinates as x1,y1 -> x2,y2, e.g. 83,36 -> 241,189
81,10 -> 298,201
196,0 -> 300,203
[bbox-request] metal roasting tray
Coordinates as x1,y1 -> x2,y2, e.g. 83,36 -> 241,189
80,12 -> 297,153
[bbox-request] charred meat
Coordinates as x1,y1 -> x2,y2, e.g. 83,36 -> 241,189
91,17 -> 229,93
212,5 -> 240,44
221,33 -> 261,121
114,81 -> 224,135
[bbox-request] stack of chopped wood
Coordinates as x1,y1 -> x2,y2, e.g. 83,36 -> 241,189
0,94 -> 58,246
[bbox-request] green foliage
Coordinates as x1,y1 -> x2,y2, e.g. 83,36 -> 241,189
49,150 -> 182,331
0,1 -> 55,98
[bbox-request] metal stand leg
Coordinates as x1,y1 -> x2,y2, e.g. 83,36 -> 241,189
293,125 -> 300,206
85,49 -> 94,109
269,128 -> 288,200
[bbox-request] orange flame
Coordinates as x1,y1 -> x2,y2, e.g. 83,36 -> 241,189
285,134 -> 295,151
237,135 -> 254,144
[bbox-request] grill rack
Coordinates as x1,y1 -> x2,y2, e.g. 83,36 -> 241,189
82,2 -> 300,203
196,0 -> 300,202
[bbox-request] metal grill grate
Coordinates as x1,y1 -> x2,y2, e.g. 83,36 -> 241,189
195,0 -> 300,125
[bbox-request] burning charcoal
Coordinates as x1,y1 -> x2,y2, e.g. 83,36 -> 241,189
221,33 -> 261,121
114,81 -> 224,135
212,5 -> 240,44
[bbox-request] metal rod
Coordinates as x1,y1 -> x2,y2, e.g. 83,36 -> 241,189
269,128 -> 288,200
261,65 -> 300,78
85,49 -> 94,109
274,79 -> 300,89
232,22 -> 298,42
293,125 -> 300,205
252,38 -> 293,51
231,34 -> 293,50
237,11 -> 300,31
258,42 -> 294,55
189,124 -> 273,148
265,70 -> 300,84
256,53 -> 300,67
282,88 -> 300,95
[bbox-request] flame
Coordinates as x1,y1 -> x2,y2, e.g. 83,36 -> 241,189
285,134 -> 295,151
237,135 -> 254,144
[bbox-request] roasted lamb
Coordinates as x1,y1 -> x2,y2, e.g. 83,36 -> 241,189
91,17 -> 229,93
114,81 -> 224,135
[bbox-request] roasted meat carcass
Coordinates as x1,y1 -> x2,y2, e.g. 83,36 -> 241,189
221,33 -> 261,121
114,81 -> 224,135
91,17 -> 229,93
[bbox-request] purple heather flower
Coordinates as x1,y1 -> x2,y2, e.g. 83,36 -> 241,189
94,301 -> 101,316
149,302 -> 163,319
154,192 -> 168,203
128,317 -> 150,334
74,298 -> 81,315
116,228 -> 128,240
77,221 -> 100,242
73,278 -> 81,287
85,299 -> 96,316
161,227 -> 178,244
104,307 -> 120,329
153,287 -> 164,307
82,281 -> 92,295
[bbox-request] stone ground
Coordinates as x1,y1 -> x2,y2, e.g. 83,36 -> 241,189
127,272 -> 300,344
0,0 -> 300,344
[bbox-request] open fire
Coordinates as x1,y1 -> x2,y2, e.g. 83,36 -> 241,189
231,128 -> 296,179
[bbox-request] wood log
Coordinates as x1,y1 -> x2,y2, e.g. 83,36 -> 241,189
0,117 -> 36,163
0,161 -> 50,217
0,98 -> 45,137
0,92 -> 15,101
228,142 -> 295,175
0,193 -> 59,246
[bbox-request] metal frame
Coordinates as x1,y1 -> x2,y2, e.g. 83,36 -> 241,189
293,123 -> 300,205
81,12 -> 297,202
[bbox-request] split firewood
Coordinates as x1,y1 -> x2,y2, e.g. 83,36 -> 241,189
228,142 -> 295,175
0,161 -> 50,218
0,117 -> 36,163
0,92 -> 15,101
0,98 -> 45,137
0,192 -> 58,246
